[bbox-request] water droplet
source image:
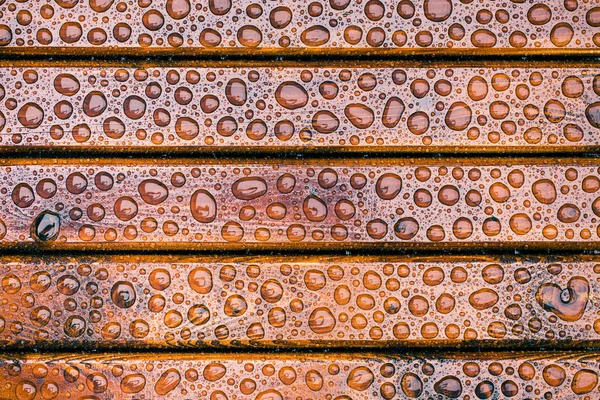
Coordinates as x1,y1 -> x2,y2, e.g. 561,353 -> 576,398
138,179 -> 169,205
301,25 -> 330,46
31,211 -> 60,242
224,294 -> 247,317
382,97 -> 405,128
18,103 -> 44,129
166,0 -> 190,19
190,189 -> 217,223
345,104 -> 374,129
424,0 -> 452,22
275,82 -> 308,110
376,173 -> 402,200
225,78 -> 247,106
434,376 -> 462,398
232,177 -> 267,200
469,288 -> 499,310
188,267 -> 213,294
155,369 -> 180,395
445,102 -> 472,131
312,110 -> 339,133
260,279 -> 283,303
303,195 -> 328,222
309,307 -> 336,334
111,281 -> 136,308
401,373 -> 423,398
121,374 -> 146,394
571,369 -> 598,395
536,277 -> 589,322
347,367 -> 374,391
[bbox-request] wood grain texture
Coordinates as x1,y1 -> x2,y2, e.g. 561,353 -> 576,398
0,255 -> 598,349
1,65 -> 600,153
1,352 -> 599,398
0,158 -> 600,250
0,1 -> 599,55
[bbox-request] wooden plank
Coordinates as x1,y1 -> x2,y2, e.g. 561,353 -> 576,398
0,255 -> 598,349
0,1 -> 599,55
1,352 -> 599,398
1,64 -> 600,153
0,158 -> 599,250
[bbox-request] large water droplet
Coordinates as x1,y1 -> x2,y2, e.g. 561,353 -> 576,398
111,281 -> 136,308
138,179 -> 169,205
190,189 -> 217,223
275,82 -> 308,110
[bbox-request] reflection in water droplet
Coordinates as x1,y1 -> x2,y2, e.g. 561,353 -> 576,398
31,211 -> 60,242
232,177 -> 267,200
469,288 -> 499,310
18,103 -> 44,129
345,104 -> 374,129
138,179 -> 169,205
376,173 -> 402,200
155,369 -> 181,395
190,189 -> 217,223
111,281 -> 136,308
275,81 -> 308,110
309,307 -> 336,334
347,367 -> 374,391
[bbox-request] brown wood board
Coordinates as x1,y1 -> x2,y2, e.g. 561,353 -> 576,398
0,158 -> 600,250
1,65 -> 600,153
1,1 -> 600,56
1,352 -> 600,398
0,255 -> 598,349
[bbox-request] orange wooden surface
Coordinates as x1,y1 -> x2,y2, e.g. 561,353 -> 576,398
0,255 -> 598,349
0,1 -> 599,54
1,352 -> 599,398
2,1 -> 600,397
0,159 -> 599,249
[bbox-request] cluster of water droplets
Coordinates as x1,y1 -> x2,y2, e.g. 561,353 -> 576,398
0,0 -> 599,49
2,352 -> 599,398
2,162 -> 600,246
0,258 -> 596,349
1,66 -> 599,148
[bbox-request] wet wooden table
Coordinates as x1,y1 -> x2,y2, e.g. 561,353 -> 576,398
1,1 -> 600,399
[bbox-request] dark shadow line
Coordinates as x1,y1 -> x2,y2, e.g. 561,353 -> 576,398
2,49 -> 600,64
1,247 -> 600,258
2,149 -> 600,160
2,341 -> 599,356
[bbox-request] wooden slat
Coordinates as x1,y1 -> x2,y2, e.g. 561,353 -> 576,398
0,158 -> 599,249
0,1 -> 599,55
0,255 -> 598,349
1,65 -> 600,153
1,352 -> 599,398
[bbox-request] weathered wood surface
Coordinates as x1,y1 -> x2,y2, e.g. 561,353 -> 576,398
1,64 -> 600,153
0,159 -> 599,249
0,255 -> 598,349
0,1 -> 599,55
1,352 -> 599,398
